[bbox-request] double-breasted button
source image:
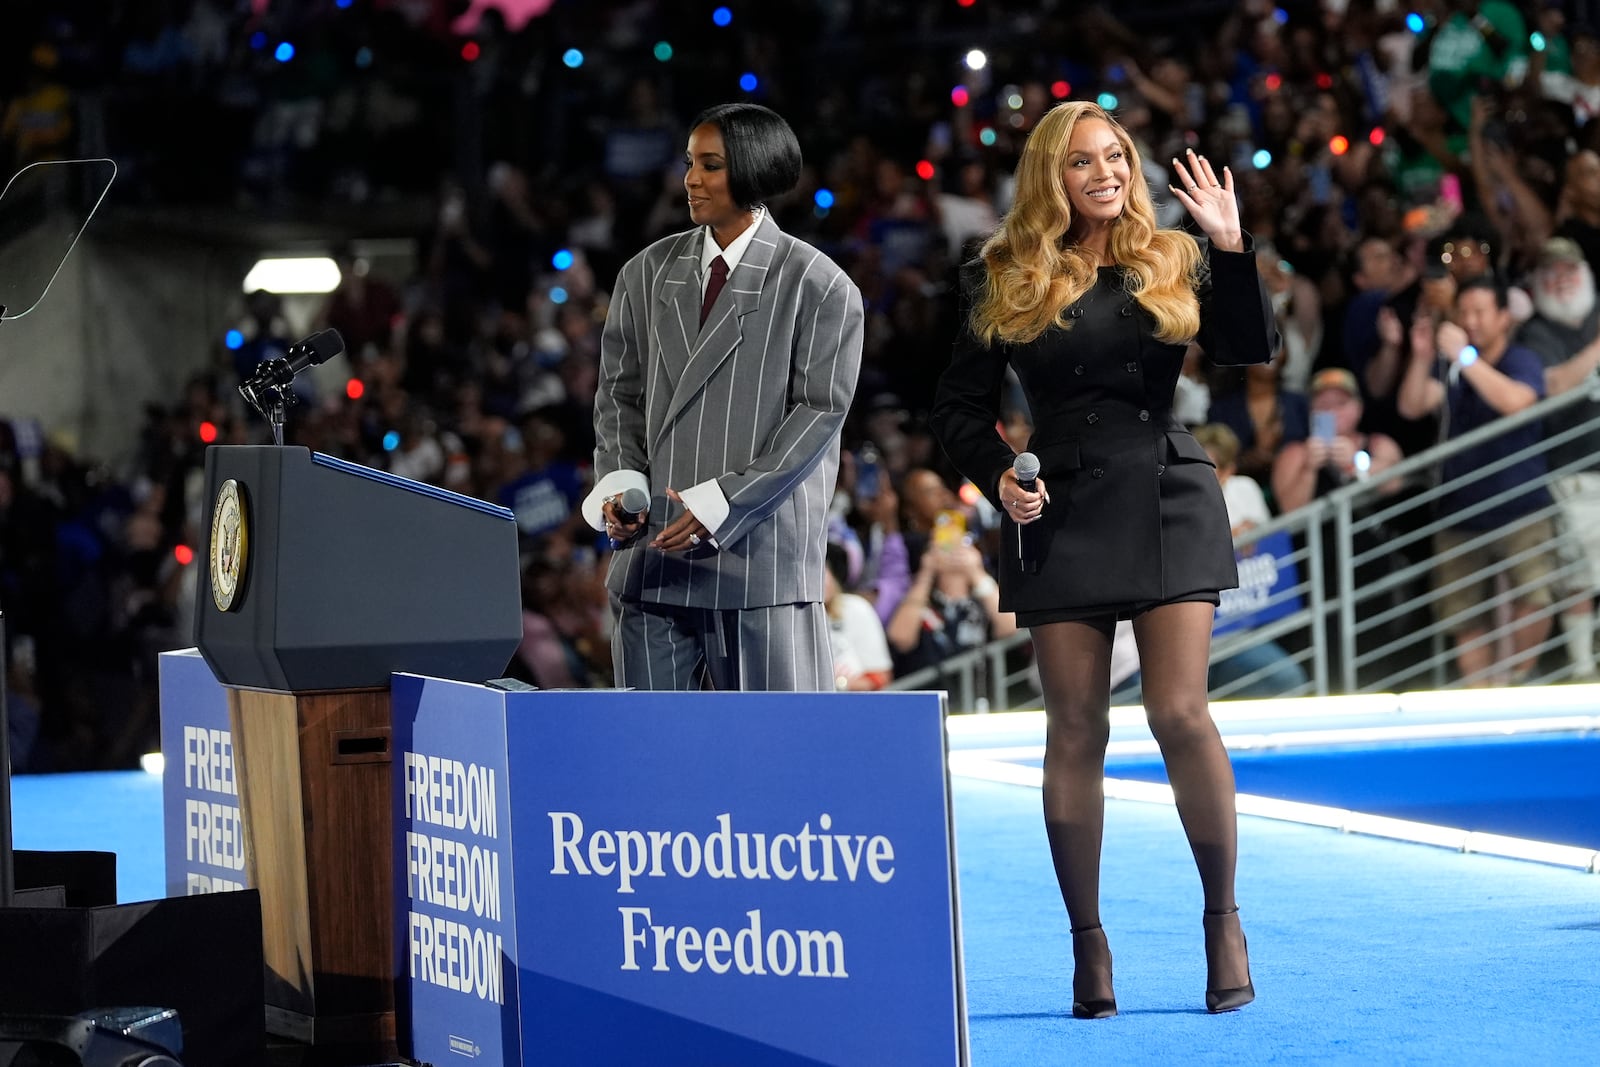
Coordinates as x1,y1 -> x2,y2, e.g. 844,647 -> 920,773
1120,305 -> 1134,317
1086,412 -> 1100,425
1125,362 -> 1139,373
1156,464 -> 1166,476
1070,306 -> 1083,319
1074,364 -> 1085,375
1138,409 -> 1150,422
1091,467 -> 1105,478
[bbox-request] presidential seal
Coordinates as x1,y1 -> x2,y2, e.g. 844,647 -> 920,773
209,479 -> 249,611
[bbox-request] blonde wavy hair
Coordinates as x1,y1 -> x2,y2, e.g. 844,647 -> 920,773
972,101 -> 1203,346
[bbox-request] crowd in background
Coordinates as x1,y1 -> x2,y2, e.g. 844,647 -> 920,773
7,0 -> 1600,771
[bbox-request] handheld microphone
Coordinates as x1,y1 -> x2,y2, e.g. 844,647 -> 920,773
1014,451 -> 1040,493
1012,452 -> 1041,574
616,487 -> 649,525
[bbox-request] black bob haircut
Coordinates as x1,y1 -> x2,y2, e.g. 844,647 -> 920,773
689,103 -> 802,210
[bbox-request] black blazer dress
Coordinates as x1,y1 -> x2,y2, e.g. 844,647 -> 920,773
930,241 -> 1277,619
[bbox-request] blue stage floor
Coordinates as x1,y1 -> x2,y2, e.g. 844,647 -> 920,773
12,686 -> 1600,1065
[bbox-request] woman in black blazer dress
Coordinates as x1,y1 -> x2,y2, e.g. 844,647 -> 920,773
931,102 -> 1276,1019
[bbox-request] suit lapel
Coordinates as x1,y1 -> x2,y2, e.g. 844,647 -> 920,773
652,232 -> 704,392
659,213 -> 782,436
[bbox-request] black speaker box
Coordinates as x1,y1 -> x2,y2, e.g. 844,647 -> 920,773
13,851 -> 117,908
0,890 -> 265,1067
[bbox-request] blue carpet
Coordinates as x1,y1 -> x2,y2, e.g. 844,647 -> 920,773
10,771 -> 1600,1064
955,776 -> 1600,1065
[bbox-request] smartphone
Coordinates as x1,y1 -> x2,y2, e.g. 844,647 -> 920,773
1312,410 -> 1337,441
1308,163 -> 1332,206
933,509 -> 967,550
856,444 -> 880,501
1438,173 -> 1463,213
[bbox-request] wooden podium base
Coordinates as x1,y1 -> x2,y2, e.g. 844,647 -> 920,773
229,686 -> 399,1063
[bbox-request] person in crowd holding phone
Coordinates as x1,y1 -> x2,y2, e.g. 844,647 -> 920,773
1272,368 -> 1404,513
931,101 -> 1275,1018
884,507 -> 1014,677
582,102 -> 865,690
1270,368 -> 1407,687
1399,277 -> 1558,685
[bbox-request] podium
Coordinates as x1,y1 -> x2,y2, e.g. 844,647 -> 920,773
193,445 -> 520,1059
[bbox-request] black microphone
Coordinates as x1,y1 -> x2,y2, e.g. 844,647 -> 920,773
282,328 -> 345,377
615,487 -> 649,525
1013,451 -> 1041,574
239,329 -> 346,412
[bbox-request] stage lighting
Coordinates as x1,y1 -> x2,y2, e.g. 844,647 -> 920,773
241,256 -> 341,295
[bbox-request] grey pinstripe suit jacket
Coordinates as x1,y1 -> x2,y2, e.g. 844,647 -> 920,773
594,213 -> 865,610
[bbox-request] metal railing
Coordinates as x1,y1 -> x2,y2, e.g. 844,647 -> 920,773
890,382 -> 1600,710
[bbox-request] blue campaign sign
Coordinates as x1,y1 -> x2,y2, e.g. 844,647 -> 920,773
394,680 -> 966,1067
391,675 -> 519,1067
1215,528 -> 1303,637
157,649 -> 248,898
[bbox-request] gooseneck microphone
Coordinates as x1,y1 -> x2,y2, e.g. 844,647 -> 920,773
1013,451 -> 1041,574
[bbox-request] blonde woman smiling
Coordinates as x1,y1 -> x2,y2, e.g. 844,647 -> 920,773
931,101 -> 1276,1020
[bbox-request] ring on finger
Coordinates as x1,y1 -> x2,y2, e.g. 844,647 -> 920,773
689,532 -> 701,546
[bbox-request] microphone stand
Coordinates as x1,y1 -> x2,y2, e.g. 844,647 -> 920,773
265,385 -> 288,447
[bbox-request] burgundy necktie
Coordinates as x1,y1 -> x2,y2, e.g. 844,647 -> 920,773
699,255 -> 729,327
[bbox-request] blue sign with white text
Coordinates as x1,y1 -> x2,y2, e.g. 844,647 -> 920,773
1215,528 -> 1303,637
158,649 -> 248,898
392,680 -> 966,1067
391,676 -> 518,1066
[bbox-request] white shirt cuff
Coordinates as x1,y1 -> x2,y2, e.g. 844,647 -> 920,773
679,478 -> 730,542
582,469 -> 650,531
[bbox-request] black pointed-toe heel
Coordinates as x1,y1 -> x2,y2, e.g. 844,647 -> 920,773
1069,924 -> 1118,1019
1203,907 -> 1255,1014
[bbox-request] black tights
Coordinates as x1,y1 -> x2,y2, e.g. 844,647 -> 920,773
1034,601 -> 1240,932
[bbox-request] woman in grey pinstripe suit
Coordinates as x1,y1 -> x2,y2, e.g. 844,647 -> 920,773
582,103 -> 865,691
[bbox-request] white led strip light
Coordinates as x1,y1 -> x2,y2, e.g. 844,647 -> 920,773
945,752 -> 1600,874
944,690 -> 1600,871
